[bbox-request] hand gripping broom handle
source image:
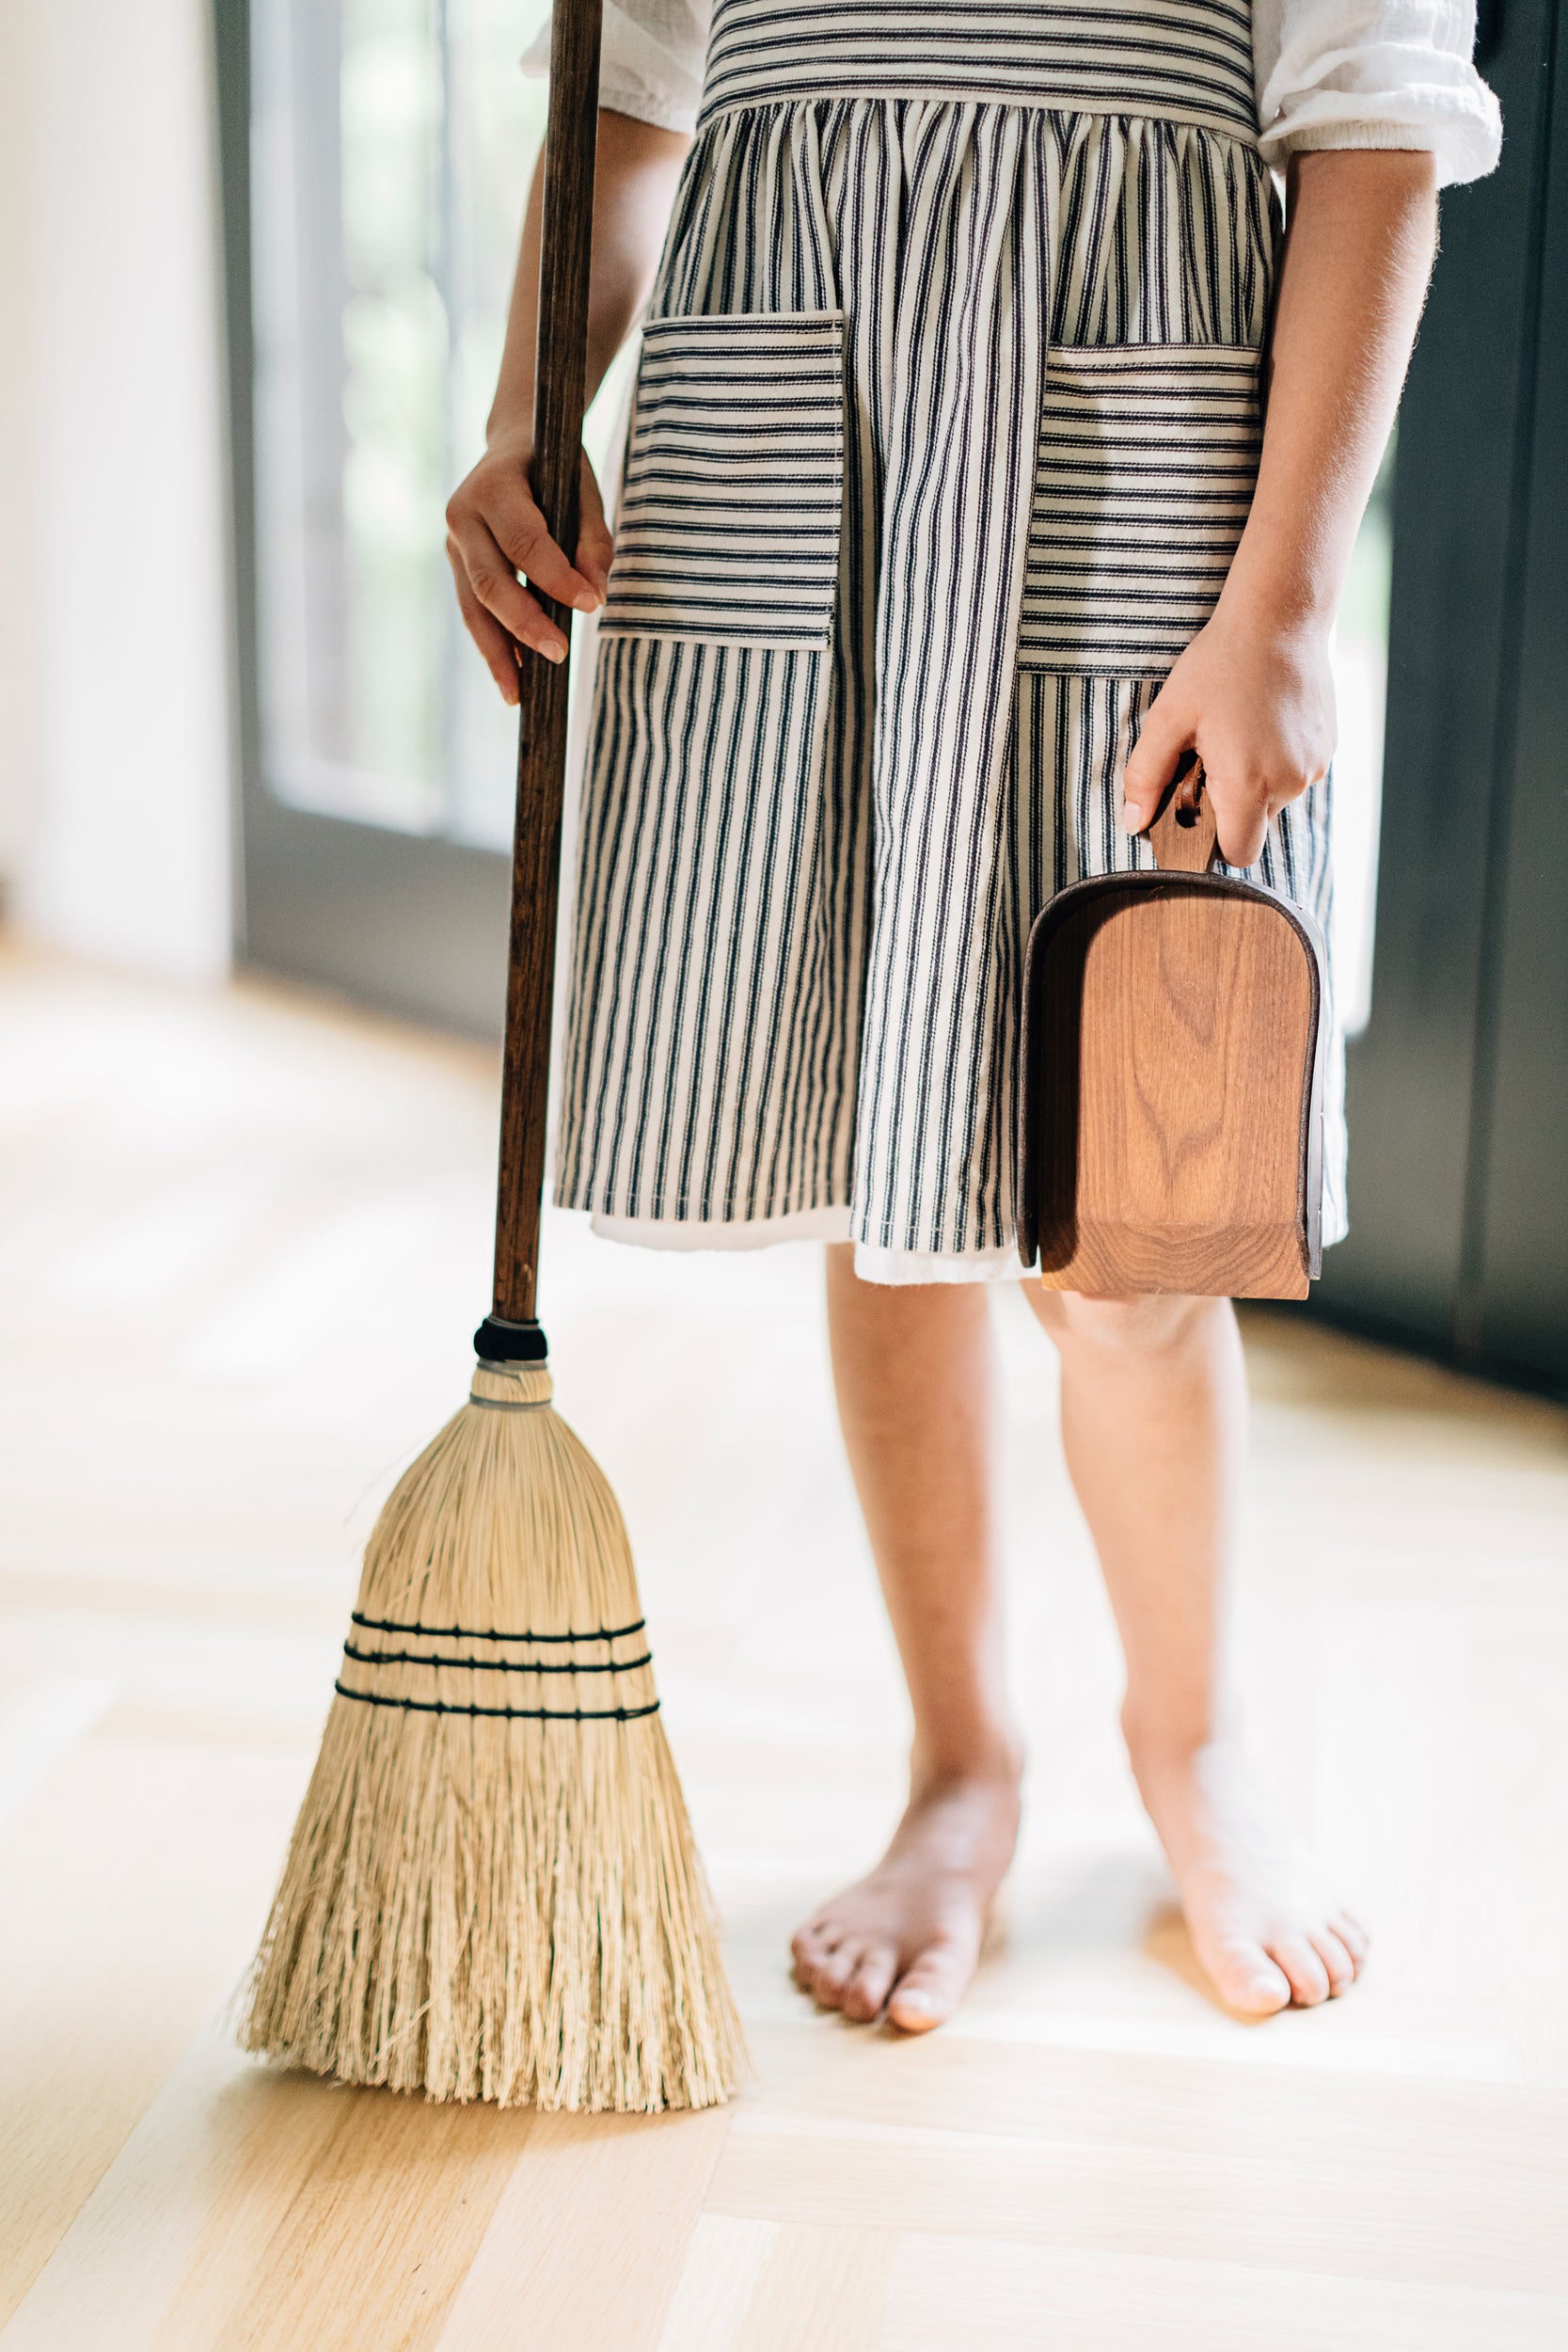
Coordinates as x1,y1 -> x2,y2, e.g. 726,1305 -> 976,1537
480,0 -> 603,1366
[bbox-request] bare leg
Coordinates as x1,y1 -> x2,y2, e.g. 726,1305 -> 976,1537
790,1246 -> 1023,2032
1024,1288 -> 1369,2012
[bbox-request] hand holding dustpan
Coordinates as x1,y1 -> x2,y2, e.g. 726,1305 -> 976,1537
1017,760 -> 1327,1300
237,0 -> 747,2112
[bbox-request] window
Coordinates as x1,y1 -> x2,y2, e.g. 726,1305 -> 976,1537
250,0 -> 554,847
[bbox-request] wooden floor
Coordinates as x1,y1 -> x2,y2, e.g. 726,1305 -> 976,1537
1,942 -> 1565,2350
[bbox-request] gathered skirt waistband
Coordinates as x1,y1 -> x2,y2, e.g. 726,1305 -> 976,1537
696,0 -> 1259,143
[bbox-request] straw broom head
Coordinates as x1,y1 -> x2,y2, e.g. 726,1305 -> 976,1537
236,1359 -> 750,2111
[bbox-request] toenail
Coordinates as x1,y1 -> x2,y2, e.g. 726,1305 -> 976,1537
895,1989 -> 934,2014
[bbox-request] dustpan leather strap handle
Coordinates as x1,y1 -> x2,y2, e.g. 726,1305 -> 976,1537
1146,756 -> 1219,875
491,0 -> 604,1329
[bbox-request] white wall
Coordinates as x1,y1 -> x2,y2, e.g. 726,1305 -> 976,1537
0,0 -> 234,982
0,0 -> 43,884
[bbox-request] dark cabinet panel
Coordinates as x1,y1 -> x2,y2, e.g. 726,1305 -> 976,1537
1315,0 -> 1567,1389
1471,12 -> 1568,1382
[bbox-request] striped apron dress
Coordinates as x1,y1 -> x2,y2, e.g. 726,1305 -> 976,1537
557,0 -> 1347,1283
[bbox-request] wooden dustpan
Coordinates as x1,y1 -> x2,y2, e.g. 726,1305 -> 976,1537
1016,766 -> 1327,1299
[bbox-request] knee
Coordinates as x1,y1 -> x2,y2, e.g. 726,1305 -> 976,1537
1025,1286 -> 1215,1358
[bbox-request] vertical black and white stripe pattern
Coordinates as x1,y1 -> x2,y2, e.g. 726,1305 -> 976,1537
602,313 -> 846,646
1020,346 -> 1263,673
556,6 -> 1348,1273
558,636 -> 847,1221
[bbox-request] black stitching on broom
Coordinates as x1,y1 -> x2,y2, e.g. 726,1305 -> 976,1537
341,1642 -> 654,1676
350,1611 -> 646,1643
334,1680 -> 660,1722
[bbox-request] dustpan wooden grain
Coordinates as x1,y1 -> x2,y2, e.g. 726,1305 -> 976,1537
1017,776 -> 1326,1299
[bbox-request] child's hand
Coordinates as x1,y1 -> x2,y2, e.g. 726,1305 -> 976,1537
1120,605 -> 1337,867
445,435 -> 613,702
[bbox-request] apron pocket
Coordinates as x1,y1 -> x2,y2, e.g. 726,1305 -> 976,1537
1019,343 -> 1262,677
601,311 -> 845,648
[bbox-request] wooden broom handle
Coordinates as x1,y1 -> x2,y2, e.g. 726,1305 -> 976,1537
491,0 -> 604,1327
1147,755 -> 1219,875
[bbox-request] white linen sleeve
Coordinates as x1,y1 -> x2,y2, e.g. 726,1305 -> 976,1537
521,0 -> 710,136
1254,0 -> 1502,186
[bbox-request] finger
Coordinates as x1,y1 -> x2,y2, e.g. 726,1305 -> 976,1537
448,519 -> 568,662
1210,789 -> 1270,869
1122,697 -> 1193,834
576,453 -> 614,601
448,553 -> 523,705
481,478 -> 601,614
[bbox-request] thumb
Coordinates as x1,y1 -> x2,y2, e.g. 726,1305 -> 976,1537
1121,695 -> 1193,834
575,451 -> 613,604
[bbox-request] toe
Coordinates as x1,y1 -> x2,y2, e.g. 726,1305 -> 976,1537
841,1942 -> 899,2023
792,1928 -> 842,1997
790,1919 -> 832,1974
1310,1927 -> 1357,1996
811,1939 -> 863,2010
1332,1911 -> 1370,1967
789,1936 -> 821,1989
1270,1933 -> 1332,2007
1206,1937 -> 1292,2016
886,1938 -> 972,2034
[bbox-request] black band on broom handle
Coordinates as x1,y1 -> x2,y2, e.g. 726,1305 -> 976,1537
487,0 -> 604,1348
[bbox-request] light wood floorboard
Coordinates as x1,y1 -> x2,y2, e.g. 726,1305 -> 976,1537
1,944 -> 1563,2347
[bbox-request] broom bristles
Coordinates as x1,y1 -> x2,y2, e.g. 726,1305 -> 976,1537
236,1361 -> 750,2111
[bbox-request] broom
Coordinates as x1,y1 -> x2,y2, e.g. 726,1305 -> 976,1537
236,0 -> 748,2112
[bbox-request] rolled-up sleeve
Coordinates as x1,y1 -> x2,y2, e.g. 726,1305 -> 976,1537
1256,0 -> 1502,186
522,0 -> 709,136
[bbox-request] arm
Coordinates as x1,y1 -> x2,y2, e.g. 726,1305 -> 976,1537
446,107 -> 690,699
1121,149 -> 1440,866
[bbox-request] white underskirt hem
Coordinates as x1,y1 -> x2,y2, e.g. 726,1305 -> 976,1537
850,1241 -> 1026,1286
589,1206 -> 851,1251
585,1207 -> 1027,1285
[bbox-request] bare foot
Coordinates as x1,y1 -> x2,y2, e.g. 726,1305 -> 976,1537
1129,1730 -> 1370,2015
790,1762 -> 1022,2033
